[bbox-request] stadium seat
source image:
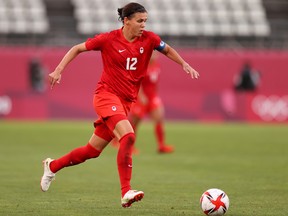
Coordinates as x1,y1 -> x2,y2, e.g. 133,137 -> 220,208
0,0 -> 49,34
70,0 -> 270,38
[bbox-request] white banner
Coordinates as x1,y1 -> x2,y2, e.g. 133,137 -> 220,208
252,95 -> 288,121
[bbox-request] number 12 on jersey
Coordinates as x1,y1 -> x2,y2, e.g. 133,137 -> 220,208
126,57 -> 137,70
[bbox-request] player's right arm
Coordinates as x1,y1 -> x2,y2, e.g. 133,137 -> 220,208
49,42 -> 88,89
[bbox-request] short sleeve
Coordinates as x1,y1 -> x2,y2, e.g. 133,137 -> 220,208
149,32 -> 166,51
85,33 -> 109,51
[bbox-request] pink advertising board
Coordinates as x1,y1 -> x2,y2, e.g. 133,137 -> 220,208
0,47 -> 287,122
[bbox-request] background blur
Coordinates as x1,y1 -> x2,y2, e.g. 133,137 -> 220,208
0,0 -> 287,122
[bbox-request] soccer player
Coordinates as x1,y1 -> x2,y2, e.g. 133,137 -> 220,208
40,2 -> 199,208
129,52 -> 174,154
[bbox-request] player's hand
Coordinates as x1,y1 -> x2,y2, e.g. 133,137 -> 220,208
48,71 -> 62,89
183,62 -> 200,79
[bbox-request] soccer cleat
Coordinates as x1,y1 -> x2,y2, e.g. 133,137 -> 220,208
158,145 -> 174,154
121,190 -> 144,208
40,158 -> 55,192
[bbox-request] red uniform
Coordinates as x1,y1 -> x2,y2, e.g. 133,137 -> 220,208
85,28 -> 165,136
86,29 -> 165,197
86,28 -> 162,102
42,3 -> 174,205
130,61 -> 163,118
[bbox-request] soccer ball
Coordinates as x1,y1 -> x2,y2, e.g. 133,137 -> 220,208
200,188 -> 229,216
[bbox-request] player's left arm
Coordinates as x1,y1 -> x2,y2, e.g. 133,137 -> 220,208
159,44 -> 200,79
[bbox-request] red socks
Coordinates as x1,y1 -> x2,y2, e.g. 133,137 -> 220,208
117,133 -> 135,197
49,133 -> 135,198
50,143 -> 101,173
155,122 -> 165,148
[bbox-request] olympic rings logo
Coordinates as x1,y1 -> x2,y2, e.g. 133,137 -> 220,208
0,95 -> 12,115
252,95 -> 288,121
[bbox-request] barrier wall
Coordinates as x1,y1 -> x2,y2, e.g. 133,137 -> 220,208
0,47 -> 287,122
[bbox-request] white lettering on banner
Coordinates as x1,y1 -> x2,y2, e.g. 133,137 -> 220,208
0,95 -> 12,115
252,95 -> 288,121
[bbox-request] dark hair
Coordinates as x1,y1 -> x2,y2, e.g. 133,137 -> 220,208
117,2 -> 147,22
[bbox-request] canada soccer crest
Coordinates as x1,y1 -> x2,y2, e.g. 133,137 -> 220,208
140,47 -> 144,54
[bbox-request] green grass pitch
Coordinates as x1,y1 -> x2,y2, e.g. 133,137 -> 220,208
0,121 -> 287,216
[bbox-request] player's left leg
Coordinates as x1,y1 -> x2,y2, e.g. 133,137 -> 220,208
110,113 -> 141,154
107,115 -> 144,207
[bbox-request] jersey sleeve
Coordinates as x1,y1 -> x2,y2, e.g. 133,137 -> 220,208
85,33 -> 109,51
150,32 -> 166,51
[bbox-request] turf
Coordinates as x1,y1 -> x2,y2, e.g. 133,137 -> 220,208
0,121 -> 287,216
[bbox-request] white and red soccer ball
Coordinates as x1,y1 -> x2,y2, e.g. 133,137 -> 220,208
200,188 -> 229,216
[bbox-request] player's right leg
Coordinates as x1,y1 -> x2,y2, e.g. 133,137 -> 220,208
40,126 -> 112,192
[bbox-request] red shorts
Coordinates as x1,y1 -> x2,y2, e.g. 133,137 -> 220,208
130,96 -> 162,119
93,91 -> 132,118
93,91 -> 132,141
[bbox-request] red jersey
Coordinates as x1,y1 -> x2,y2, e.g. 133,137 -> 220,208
141,61 -> 161,99
85,28 -> 163,102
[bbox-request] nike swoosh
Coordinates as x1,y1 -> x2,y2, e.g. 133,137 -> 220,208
119,49 -> 126,53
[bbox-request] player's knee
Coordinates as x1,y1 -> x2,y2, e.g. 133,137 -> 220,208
87,144 -> 102,159
120,132 -> 135,146
127,133 -> 135,145
125,132 -> 135,145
